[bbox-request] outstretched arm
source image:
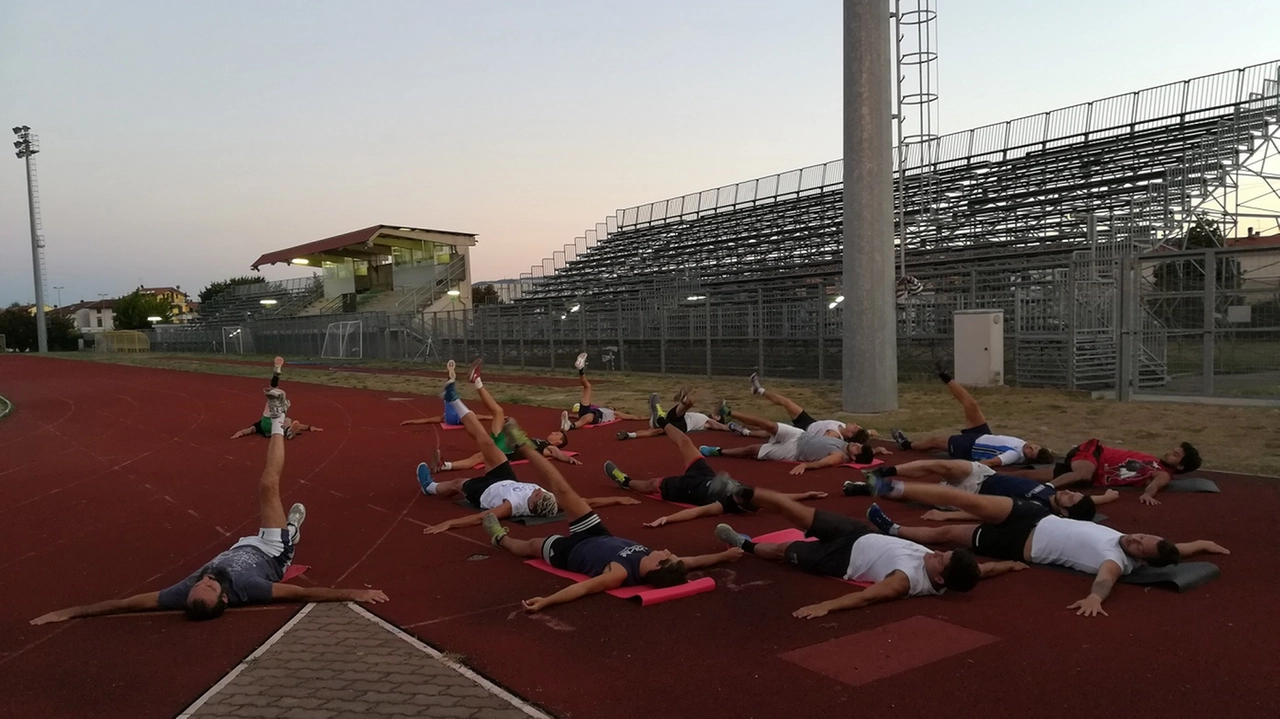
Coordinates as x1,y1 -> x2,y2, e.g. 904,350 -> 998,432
1175,540 -> 1230,557
231,427 -> 255,439
643,503 -> 722,528
793,572 -> 910,619
680,547 -> 744,570
423,501 -> 513,534
1067,559 -> 1124,617
789,452 -> 846,475
1093,489 -> 1120,506
521,565 -> 627,612
584,496 -> 642,508
1050,460 -> 1096,489
30,591 -> 161,625
271,584 -> 389,604
545,446 -> 581,466
921,509 -> 981,521
782,491 -> 829,501
1140,472 -> 1172,505
979,561 -> 1029,578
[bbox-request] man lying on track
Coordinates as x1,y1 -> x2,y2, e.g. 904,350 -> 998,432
230,357 -> 322,439
1046,438 -> 1202,506
699,407 -> 876,473
602,422 -> 827,527
713,488 -> 1020,619
889,361 -> 1050,468
843,458 -> 1118,522
483,417 -> 743,612
31,389 -> 387,625
616,388 -> 753,440
417,381 -> 637,534
862,479 -> 1228,616
746,372 -> 881,444
431,360 -> 574,471
559,353 -> 646,432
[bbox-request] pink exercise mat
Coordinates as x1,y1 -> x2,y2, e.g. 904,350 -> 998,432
469,451 -> 580,470
524,559 -> 717,605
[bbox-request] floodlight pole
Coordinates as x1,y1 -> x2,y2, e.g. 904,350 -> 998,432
14,126 -> 48,353
842,0 -> 898,412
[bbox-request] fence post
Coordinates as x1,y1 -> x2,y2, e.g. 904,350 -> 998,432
659,303 -> 667,375
518,305 -> 525,369
757,288 -> 765,375
1066,263 -> 1076,390
1117,254 -> 1134,401
1203,248 -> 1216,397
549,302 -> 556,370
616,302 -> 624,372
705,295 -> 712,378
497,307 -> 504,367
462,309 -> 470,360
817,288 -> 825,381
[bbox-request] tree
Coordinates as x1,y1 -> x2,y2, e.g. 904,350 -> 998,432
1149,216 -> 1242,328
472,283 -> 503,305
114,290 -> 175,330
199,275 -> 265,305
0,308 -> 80,351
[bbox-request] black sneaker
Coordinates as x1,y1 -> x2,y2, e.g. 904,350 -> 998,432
842,481 -> 871,497
891,428 -> 910,450
604,461 -> 629,488
616,431 -> 630,441
935,359 -> 952,384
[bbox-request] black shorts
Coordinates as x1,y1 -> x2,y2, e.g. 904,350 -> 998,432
542,512 -> 611,570
791,410 -> 817,431
946,422 -> 992,460
461,461 -> 519,507
579,405 -> 604,424
658,459 -> 717,505
664,412 -> 689,433
970,498 -> 1051,561
784,510 -> 875,578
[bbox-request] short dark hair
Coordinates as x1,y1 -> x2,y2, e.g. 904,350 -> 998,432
1034,447 -> 1055,464
184,571 -> 230,621
941,549 -> 981,592
1176,442 -> 1200,474
552,433 -> 568,448
851,427 -> 870,444
1065,495 -> 1097,521
644,558 -> 688,588
1149,540 -> 1182,568
854,443 -> 875,465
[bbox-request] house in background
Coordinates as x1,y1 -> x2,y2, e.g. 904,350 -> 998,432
138,286 -> 193,321
59,299 -> 117,333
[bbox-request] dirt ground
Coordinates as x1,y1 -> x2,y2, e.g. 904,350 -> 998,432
58,351 -> 1280,476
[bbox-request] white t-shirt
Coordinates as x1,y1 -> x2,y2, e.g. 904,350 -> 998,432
1029,515 -> 1136,575
479,480 -> 537,518
845,535 -> 943,597
805,419 -> 845,436
683,411 -> 709,432
971,434 -> 1028,465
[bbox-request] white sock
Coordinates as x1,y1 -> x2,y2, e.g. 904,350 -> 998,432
888,524 -> 900,537
753,386 -> 765,396
887,480 -> 905,499
271,416 -> 286,436
423,482 -> 439,494
442,461 -> 453,471
449,399 -> 471,419
473,377 -> 483,390
625,432 -> 637,439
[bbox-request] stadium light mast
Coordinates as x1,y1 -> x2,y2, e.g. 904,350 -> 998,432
842,0 -> 898,412
13,125 -> 49,353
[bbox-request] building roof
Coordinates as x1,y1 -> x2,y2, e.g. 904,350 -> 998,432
58,299 -> 118,313
1227,234 -> 1280,248
139,286 -> 186,296
251,225 -> 477,270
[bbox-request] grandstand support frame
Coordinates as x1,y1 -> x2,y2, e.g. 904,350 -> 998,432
894,0 -> 942,281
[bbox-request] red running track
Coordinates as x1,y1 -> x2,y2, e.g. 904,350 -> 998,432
173,356 -> 594,387
2,355 -> 1278,719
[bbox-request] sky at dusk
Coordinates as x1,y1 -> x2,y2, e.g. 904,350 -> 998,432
2,0 -> 1277,305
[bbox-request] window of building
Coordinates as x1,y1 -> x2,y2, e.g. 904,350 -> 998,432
96,317 -> 103,328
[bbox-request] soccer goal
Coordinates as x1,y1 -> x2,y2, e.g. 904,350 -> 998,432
222,326 -> 245,354
321,320 -> 363,359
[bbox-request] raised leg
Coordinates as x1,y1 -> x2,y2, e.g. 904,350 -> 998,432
579,374 -> 593,407
884,482 -> 1013,523
761,389 -> 805,421
663,423 -> 704,466
514,428 -> 591,520
724,410 -> 779,436
460,406 -> 508,470
258,432 -> 287,529
475,385 -> 506,436
947,380 -> 987,428
744,488 -> 816,532
889,459 -> 977,483
491,534 -> 545,558
895,523 -> 977,547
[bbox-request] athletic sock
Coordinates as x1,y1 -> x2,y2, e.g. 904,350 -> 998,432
578,368 -> 585,376
449,399 -> 471,419
886,480 -> 905,499
423,482 -> 439,494
473,377 -> 484,390
441,461 -> 453,471
620,476 -> 631,488
270,416 -> 286,436
625,432 -> 637,439
880,466 -> 898,477
270,374 -> 280,388
741,540 -> 757,554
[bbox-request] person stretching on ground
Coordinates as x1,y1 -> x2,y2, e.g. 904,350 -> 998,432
417,382 -> 638,534
559,353 -> 646,432
861,479 -> 1228,616
843,458 -> 1119,522
889,361 -> 1050,468
746,373 -> 882,444
616,388 -> 753,440
432,360 -> 574,472
713,488 -> 1019,619
31,389 -> 388,625
483,417 -> 744,612
399,395 -> 492,427
699,408 -> 875,473
603,422 -> 827,527
230,357 -> 322,439
1045,438 -> 1202,506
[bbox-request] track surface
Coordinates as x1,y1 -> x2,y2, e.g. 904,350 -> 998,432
174,356 -> 592,387
2,355 -> 1278,719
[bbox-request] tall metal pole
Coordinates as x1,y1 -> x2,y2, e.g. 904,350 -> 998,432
843,0 -> 898,412
15,126 -> 49,354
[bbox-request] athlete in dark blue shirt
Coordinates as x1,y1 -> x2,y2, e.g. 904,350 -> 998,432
844,459 -> 1118,522
483,418 -> 743,612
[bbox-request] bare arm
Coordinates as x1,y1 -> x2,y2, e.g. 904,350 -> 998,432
271,584 -> 389,604
545,446 -> 581,465
423,501 -> 513,534
584,496 -> 642,508
521,565 -> 627,612
790,452 -> 846,475
231,427 -> 255,439
681,547 -> 745,570
1140,472 -> 1171,505
793,572 -> 911,619
1092,489 -> 1120,506
644,503 -> 722,528
1175,540 -> 1230,557
30,591 -> 162,625
1067,559 -> 1124,617
921,509 -> 980,521
1050,460 -> 1095,489
400,418 -> 436,426
978,457 -> 1004,467
782,491 -> 829,501
979,561 -> 1029,578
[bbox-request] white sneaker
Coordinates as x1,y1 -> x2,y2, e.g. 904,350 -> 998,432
287,503 -> 306,544
574,353 -> 587,371
446,359 -> 457,382
560,410 -> 572,433
264,388 -> 290,419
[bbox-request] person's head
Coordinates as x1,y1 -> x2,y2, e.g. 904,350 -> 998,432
1161,442 -> 1200,474
1119,534 -> 1181,567
547,431 -> 567,448
1023,443 -> 1053,464
846,442 -> 875,465
1052,490 -> 1097,521
848,426 -> 871,444
732,485 -> 757,512
527,488 -> 560,517
923,549 -> 981,592
184,569 -> 231,621
639,550 -> 688,587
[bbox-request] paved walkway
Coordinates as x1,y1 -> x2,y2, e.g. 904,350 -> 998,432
180,603 -> 550,719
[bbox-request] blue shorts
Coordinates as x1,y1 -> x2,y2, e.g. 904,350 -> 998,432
443,403 -> 461,426
947,422 -> 992,460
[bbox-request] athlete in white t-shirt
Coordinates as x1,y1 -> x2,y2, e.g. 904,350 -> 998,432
861,479 -> 1229,617
559,354 -> 647,432
711,488 -> 1027,619
747,373 -> 886,445
889,362 -> 1052,467
615,389 -> 745,440
415,386 -> 639,534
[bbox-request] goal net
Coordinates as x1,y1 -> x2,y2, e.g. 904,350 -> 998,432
321,320 -> 363,359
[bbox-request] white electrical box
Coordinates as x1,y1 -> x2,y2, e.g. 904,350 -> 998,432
953,309 -> 1004,386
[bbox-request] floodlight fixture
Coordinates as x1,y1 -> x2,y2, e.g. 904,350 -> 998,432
147,315 -> 162,322
260,299 -> 278,305
291,258 -> 309,265
447,289 -> 461,297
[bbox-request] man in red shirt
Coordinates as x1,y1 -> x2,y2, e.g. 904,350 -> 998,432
1049,439 -> 1201,505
